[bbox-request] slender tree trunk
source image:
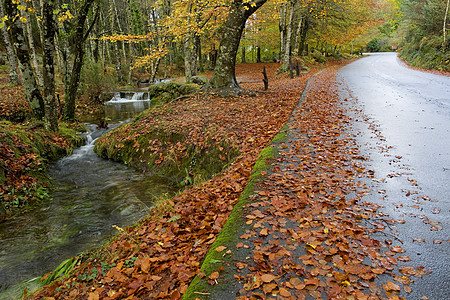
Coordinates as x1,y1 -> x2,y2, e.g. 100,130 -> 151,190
109,1 -> 122,82
112,0 -> 127,65
64,0 -> 97,121
256,46 -> 261,63
22,1 -> 43,86
0,3 -> 19,84
3,0 -> 44,119
444,0 -> 449,49
279,3 -> 287,60
241,46 -> 246,63
293,17 -> 302,56
197,35 -> 204,72
191,34 -> 199,77
282,0 -> 295,70
183,2 -> 194,82
298,17 -> 309,56
184,35 -> 193,83
42,0 -> 58,131
208,0 -> 267,89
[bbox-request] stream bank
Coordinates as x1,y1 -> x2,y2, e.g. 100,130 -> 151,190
0,84 -> 201,298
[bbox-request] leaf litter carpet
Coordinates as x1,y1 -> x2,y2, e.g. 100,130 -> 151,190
31,62 -> 429,300
196,67 -> 430,300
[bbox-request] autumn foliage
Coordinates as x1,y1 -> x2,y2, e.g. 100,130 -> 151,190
31,61 -> 345,299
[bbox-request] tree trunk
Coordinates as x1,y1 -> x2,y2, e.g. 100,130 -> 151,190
298,17 -> 309,56
444,0 -> 449,49
198,36 -> 204,73
282,0 -> 294,70
3,0 -> 44,119
109,1 -> 122,82
279,3 -> 287,60
293,17 -> 302,56
191,34 -> 199,76
42,0 -> 58,131
64,0 -> 97,122
208,0 -> 267,90
241,46 -> 246,63
0,3 -> 19,84
183,35 -> 193,83
256,46 -> 261,63
22,1 -> 43,86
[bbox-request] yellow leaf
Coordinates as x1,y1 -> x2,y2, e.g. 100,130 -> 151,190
306,243 -> 317,249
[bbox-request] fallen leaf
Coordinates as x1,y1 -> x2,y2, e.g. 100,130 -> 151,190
259,228 -> 269,236
215,246 -> 227,252
279,287 -> 291,297
262,283 -> 277,294
260,274 -> 276,283
209,272 -> 219,280
383,281 -> 401,292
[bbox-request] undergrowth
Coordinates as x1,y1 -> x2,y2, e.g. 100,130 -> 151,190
0,121 -> 84,215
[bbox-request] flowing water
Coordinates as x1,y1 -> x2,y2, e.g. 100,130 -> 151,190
0,92 -> 177,298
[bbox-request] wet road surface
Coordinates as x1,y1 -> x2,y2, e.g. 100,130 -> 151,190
338,53 -> 449,299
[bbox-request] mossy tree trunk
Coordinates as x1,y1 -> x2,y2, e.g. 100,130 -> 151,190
64,0 -> 98,122
22,1 -> 43,86
3,0 -> 44,119
207,0 -> 267,90
0,2 -> 19,84
281,0 -> 295,70
42,0 -> 58,131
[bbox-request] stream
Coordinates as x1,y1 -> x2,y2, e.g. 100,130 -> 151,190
0,92 -> 178,298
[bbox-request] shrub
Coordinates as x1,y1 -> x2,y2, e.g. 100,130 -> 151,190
79,62 -> 117,104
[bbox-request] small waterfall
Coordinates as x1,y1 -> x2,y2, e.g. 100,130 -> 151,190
107,91 -> 150,104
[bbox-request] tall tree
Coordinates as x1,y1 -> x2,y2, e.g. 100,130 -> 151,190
63,0 -> 98,122
444,0 -> 449,49
21,0 -> 43,86
0,1 -> 19,84
42,0 -> 58,131
2,0 -> 45,119
207,0 -> 267,90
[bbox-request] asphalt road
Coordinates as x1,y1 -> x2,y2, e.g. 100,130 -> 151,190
338,53 -> 449,299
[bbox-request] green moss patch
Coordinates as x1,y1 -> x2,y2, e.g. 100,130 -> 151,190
183,126 -> 288,299
94,120 -> 238,185
148,82 -> 198,104
0,121 -> 84,214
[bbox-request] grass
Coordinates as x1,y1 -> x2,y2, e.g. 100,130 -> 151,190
182,126 -> 288,299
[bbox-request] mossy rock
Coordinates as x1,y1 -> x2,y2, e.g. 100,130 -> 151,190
191,75 -> 208,85
148,82 -> 198,104
94,125 -> 238,185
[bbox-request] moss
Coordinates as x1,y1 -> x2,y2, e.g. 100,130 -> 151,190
0,122 -> 84,214
183,126 -> 288,300
95,125 -> 238,185
148,82 -> 198,105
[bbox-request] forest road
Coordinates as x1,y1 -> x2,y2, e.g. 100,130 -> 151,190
338,52 -> 450,299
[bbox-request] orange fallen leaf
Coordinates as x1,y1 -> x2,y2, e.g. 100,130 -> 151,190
383,280 -> 401,292
260,274 -> 276,283
279,287 -> 291,297
215,246 -> 227,252
209,272 -> 219,280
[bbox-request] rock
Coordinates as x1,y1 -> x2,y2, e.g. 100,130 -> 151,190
148,82 -> 198,104
191,75 -> 208,85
